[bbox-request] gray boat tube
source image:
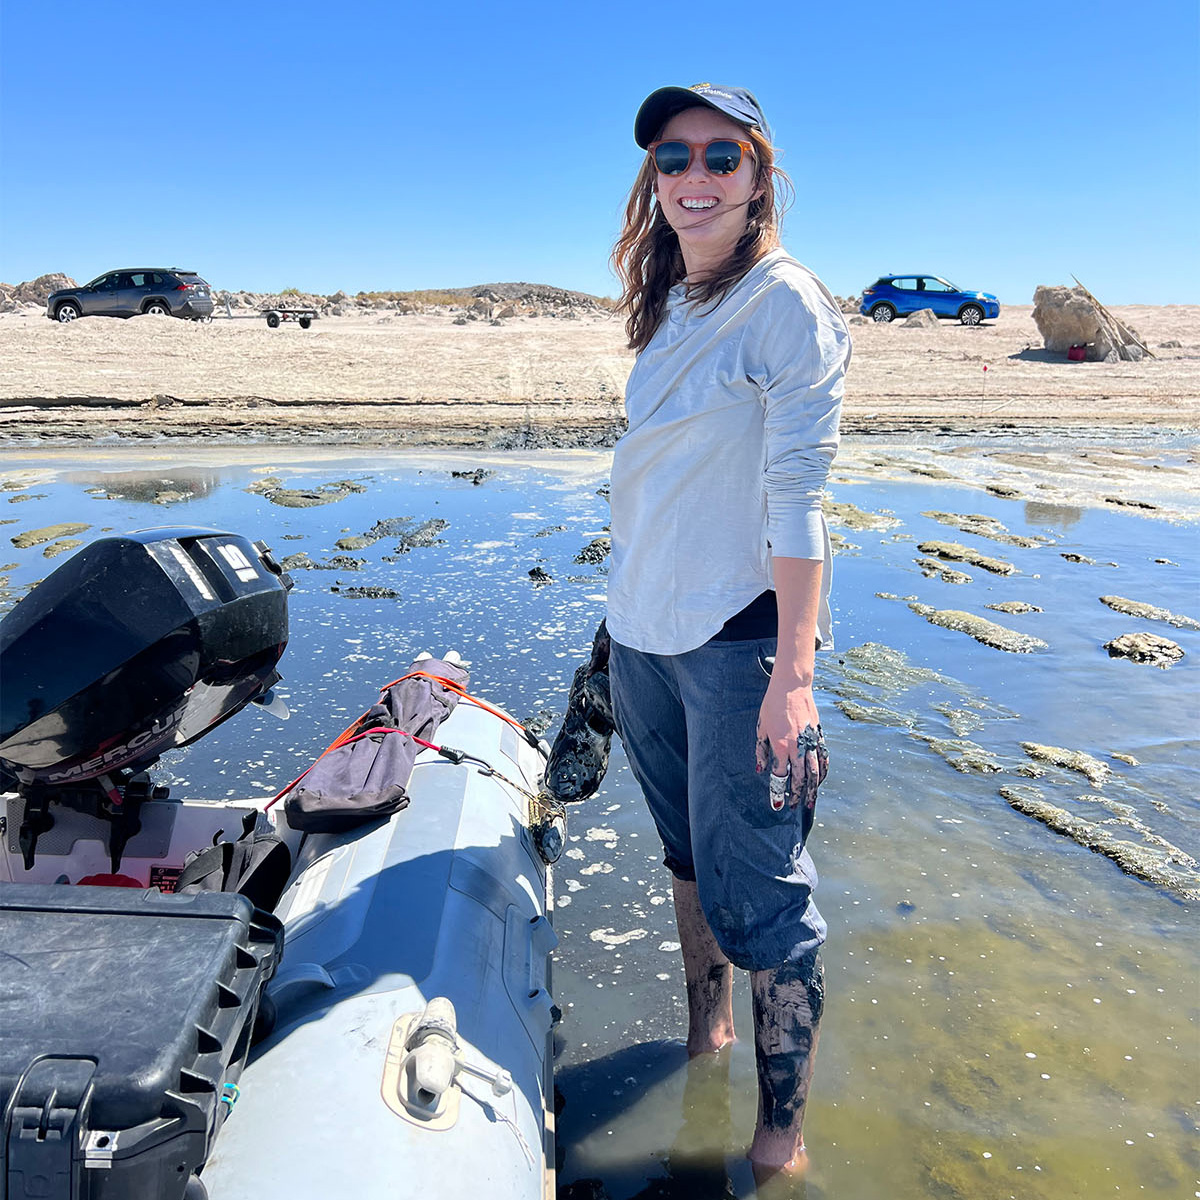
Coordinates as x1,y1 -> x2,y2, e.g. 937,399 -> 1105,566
203,696 -> 557,1199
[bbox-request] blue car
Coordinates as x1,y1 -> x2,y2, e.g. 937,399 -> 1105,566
860,275 -> 999,325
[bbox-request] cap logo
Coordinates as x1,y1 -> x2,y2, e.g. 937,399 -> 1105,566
690,83 -> 735,101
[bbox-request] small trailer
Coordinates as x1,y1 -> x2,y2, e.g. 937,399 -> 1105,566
261,307 -> 318,329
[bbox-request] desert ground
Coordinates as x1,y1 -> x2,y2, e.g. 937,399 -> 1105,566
1,303 -> 1197,450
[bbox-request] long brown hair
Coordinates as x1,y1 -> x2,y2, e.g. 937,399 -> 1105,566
611,124 -> 793,353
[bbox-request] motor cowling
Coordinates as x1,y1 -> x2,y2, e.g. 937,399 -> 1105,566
0,528 -> 291,785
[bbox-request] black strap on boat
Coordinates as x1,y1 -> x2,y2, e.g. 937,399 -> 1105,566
176,811 -> 292,912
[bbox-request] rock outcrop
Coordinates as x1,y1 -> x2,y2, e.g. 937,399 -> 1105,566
207,281 -> 614,320
13,274 -> 76,304
1032,284 -> 1148,362
902,307 -> 939,329
0,274 -> 77,311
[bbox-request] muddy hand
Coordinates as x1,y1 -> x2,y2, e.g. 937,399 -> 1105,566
756,735 -> 788,810
792,725 -> 828,811
757,687 -> 828,811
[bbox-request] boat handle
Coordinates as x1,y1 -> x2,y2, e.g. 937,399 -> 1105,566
268,962 -> 336,1005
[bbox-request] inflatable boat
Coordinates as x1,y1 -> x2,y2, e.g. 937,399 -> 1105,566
0,528 -> 563,1200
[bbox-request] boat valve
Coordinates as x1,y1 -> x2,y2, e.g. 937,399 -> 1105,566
403,998 -> 459,1116
388,997 -> 515,1127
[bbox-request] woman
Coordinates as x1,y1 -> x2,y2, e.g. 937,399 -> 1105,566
607,83 -> 850,1182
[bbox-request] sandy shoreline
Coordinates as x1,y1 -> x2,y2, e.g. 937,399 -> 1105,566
1,303 -> 1197,445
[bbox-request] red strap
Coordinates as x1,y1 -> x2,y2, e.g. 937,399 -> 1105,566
264,670 -> 531,811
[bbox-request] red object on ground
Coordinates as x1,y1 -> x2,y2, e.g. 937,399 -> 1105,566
1068,344 -> 1087,361
77,873 -> 144,888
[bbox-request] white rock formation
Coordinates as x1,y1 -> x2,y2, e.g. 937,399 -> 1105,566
1032,285 -> 1146,362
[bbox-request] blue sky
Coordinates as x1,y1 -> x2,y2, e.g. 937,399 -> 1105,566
2,1 -> 1197,303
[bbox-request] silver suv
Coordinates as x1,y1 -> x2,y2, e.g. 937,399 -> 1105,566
46,269 -> 214,322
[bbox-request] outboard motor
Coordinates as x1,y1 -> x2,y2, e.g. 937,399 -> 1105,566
0,528 -> 291,870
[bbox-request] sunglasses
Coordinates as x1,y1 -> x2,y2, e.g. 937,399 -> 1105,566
648,138 -> 754,177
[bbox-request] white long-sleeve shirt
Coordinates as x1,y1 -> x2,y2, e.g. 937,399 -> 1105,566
607,248 -> 850,655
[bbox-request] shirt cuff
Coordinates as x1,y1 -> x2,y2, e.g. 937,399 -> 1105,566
766,502 -> 826,560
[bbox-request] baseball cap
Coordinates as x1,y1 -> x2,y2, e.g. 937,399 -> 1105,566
634,83 -> 772,149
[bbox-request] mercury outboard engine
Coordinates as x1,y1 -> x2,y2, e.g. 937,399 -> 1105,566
0,528 -> 291,871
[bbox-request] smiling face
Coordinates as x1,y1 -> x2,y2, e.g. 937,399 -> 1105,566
654,106 -> 763,280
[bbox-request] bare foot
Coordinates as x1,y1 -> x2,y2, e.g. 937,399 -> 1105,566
686,1026 -> 736,1056
749,1144 -> 809,1197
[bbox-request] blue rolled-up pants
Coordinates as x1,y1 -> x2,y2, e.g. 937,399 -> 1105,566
609,634 -> 827,972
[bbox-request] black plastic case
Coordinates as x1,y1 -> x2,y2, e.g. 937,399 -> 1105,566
0,884 -> 282,1200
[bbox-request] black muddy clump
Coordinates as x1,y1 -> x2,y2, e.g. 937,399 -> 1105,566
574,537 -> 611,566
386,518 -> 450,557
544,621 -> 615,805
532,525 -> 567,539
1061,552 -> 1116,567
451,469 -> 494,485
520,708 -> 558,737
337,517 -> 450,554
529,566 -> 554,585
1104,496 -> 1159,511
330,585 -> 401,600
281,552 -> 365,572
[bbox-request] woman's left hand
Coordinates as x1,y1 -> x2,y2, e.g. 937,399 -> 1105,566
755,678 -> 829,810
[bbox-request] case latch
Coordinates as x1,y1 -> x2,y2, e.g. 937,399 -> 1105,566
5,1057 -> 96,1200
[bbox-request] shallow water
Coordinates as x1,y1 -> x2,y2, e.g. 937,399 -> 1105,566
1,446 -> 1196,1200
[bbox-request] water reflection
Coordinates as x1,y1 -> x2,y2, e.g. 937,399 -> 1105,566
1023,499 -> 1083,529
68,467 -> 223,505
557,1043 -> 748,1200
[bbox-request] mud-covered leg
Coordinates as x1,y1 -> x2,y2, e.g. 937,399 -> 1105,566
672,875 -> 736,1056
747,949 -> 824,1182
